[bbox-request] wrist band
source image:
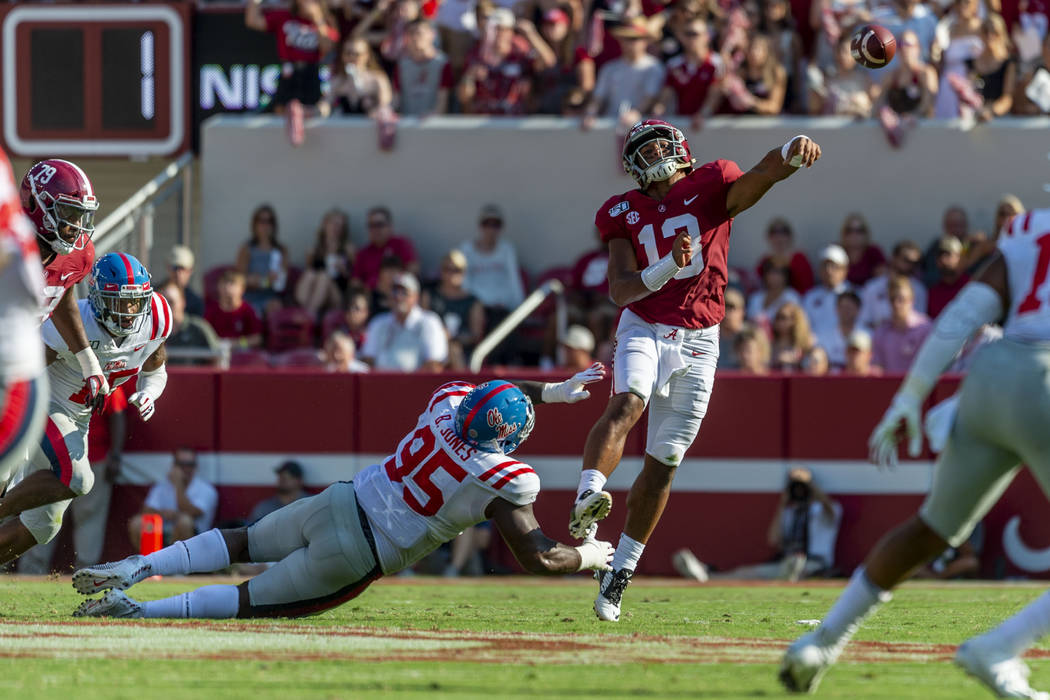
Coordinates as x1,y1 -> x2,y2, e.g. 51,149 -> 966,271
781,135 -> 808,168
75,348 -> 102,379
640,252 -> 682,292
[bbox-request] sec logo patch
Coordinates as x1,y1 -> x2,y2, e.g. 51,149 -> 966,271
626,211 -> 640,225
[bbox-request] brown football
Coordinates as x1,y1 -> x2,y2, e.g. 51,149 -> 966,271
850,24 -> 896,69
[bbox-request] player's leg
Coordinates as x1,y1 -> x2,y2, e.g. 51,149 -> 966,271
0,412 -> 89,521
0,374 -> 48,492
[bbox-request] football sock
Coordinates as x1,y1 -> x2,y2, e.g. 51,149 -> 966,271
142,585 -> 240,619
818,566 -> 892,647
981,589 -> 1050,658
144,528 -> 231,576
577,470 -> 608,499
611,533 -> 645,572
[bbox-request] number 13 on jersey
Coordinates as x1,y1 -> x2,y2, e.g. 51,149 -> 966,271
637,213 -> 705,279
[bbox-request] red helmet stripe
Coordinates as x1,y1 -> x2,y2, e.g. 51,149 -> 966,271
116,253 -> 135,285
150,294 -> 160,340
462,382 -> 517,438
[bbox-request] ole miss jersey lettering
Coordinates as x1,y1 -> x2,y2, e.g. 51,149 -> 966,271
595,159 -> 743,328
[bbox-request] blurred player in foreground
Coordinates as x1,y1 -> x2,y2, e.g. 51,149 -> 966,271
72,366 -> 615,619
0,153 -> 48,488
0,252 -> 169,565
567,119 -> 821,621
781,210 -> 1050,699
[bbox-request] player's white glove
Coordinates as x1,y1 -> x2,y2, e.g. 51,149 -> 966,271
128,392 -> 155,422
574,536 -> 615,572
868,390 -> 923,470
75,348 -> 109,415
541,362 -> 606,404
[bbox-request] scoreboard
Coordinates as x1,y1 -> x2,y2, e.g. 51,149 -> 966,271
1,4 -> 189,157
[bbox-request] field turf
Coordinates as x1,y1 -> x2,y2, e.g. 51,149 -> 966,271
1,575 -> 1048,699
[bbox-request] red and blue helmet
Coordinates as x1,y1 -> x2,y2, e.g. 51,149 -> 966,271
454,380 -> 535,455
88,252 -> 153,337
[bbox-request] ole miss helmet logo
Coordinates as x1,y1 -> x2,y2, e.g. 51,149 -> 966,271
487,407 -> 520,440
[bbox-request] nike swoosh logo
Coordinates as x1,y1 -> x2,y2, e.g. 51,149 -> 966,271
691,351 -> 704,357
133,345 -> 146,352
60,272 -> 75,281
684,195 -> 699,206
92,579 -> 107,588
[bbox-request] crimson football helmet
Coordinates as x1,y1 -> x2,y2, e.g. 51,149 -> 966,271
20,159 -> 99,255
622,120 -> 696,188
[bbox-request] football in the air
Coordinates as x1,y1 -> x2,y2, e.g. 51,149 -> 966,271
850,24 -> 896,69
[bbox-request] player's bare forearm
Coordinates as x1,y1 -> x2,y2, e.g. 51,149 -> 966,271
487,499 -> 584,574
726,138 -> 821,218
51,289 -> 91,354
607,238 -> 656,306
513,381 -> 546,404
143,344 -> 167,373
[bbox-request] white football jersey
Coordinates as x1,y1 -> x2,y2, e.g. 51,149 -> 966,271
0,155 -> 45,385
42,295 -> 171,427
999,209 -> 1050,343
355,381 -> 541,574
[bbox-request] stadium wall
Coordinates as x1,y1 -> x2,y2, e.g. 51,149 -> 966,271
96,368 -> 1050,580
200,116 -> 1050,279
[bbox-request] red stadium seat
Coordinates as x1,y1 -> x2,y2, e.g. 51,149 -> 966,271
203,264 -> 234,307
271,348 -> 324,368
228,349 -> 270,368
321,309 -> 348,341
266,306 -> 316,352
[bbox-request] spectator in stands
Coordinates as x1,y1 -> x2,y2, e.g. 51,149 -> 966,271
371,255 -> 406,316
322,330 -> 371,373
1013,31 -> 1050,116
236,204 -> 288,316
877,0 -> 937,61
718,288 -> 748,369
770,301 -> 816,371
433,0 -> 480,76
353,206 -> 419,289
933,0 -> 984,119
877,30 -> 938,146
457,10 -> 555,115
973,15 -> 1017,122
747,260 -> 801,324
360,272 -> 448,371
129,448 -> 218,548
816,290 -> 863,367
326,38 -> 394,116
395,19 -> 453,115
567,230 -> 617,352
811,34 -> 877,117
331,288 -> 371,349
295,208 -> 354,317
801,345 -> 830,375
803,244 -> 851,339
583,18 -> 665,125
858,240 -> 927,330
353,0 -> 421,63
927,236 -> 970,318
205,269 -> 264,349
423,250 -> 484,370
245,0 -> 338,146
652,17 -> 722,128
17,388 -> 127,574
735,326 -> 771,375
533,8 -> 582,114
460,204 -> 526,318
922,204 -> 969,286
872,274 -> 932,372
754,217 -> 814,294
719,33 -> 789,116
160,282 -> 223,366
247,461 -> 310,526
841,328 -> 880,376
839,212 -> 886,286
559,324 -> 596,371
168,245 -> 204,317
759,0 -> 804,113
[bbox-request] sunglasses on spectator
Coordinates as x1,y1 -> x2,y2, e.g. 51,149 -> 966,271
997,208 -> 1015,216
725,302 -> 740,311
846,225 -> 866,233
391,286 -> 411,295
368,219 -> 390,228
256,216 -> 275,224
683,30 -> 704,37
481,219 -> 503,228
774,313 -> 792,322
769,227 -> 790,235
176,460 -> 197,468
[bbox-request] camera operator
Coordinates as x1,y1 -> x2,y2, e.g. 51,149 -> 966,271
673,466 -> 842,582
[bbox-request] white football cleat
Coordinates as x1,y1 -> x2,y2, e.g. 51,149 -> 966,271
73,554 -> 152,595
594,568 -> 633,622
569,489 -> 612,539
779,630 -> 842,694
955,638 -> 1050,699
73,590 -> 144,619
672,548 -> 709,583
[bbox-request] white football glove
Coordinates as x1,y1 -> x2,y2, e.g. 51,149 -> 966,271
128,391 -> 156,422
541,362 -> 606,404
868,390 -> 923,470
574,536 -> 615,572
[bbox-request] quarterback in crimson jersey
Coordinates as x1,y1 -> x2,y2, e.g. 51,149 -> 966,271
568,119 -> 822,622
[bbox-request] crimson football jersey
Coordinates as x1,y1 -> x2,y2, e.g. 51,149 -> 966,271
40,240 -> 94,322
595,159 -> 743,329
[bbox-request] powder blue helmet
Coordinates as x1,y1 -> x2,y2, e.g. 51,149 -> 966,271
87,252 -> 153,337
454,380 -> 535,455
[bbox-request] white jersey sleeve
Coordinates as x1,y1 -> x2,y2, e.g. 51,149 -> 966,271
999,209 -> 1050,343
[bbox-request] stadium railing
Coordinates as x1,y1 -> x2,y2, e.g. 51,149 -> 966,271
469,278 -> 566,372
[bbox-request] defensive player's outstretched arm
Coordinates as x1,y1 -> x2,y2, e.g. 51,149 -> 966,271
513,363 -> 606,405
486,497 -> 613,574
725,137 -> 822,219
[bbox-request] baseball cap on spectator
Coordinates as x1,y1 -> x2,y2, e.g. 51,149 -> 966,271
820,244 -> 849,267
478,204 -> 504,224
488,8 -> 515,28
561,324 -> 595,353
543,7 -> 570,24
276,460 -> 304,479
611,17 -> 654,39
847,329 -> 872,352
393,271 -> 420,293
937,236 -> 964,255
169,245 -> 195,270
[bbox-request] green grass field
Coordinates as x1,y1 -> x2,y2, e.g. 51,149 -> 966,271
1,575 -> 1048,699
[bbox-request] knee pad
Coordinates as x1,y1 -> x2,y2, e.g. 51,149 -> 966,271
20,500 -> 70,544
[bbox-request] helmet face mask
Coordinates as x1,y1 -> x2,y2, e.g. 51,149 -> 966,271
88,253 -> 153,337
622,120 -> 695,188
454,381 -> 536,455
20,159 -> 99,256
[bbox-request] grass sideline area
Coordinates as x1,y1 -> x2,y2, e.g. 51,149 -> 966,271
1,576 -> 1049,699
